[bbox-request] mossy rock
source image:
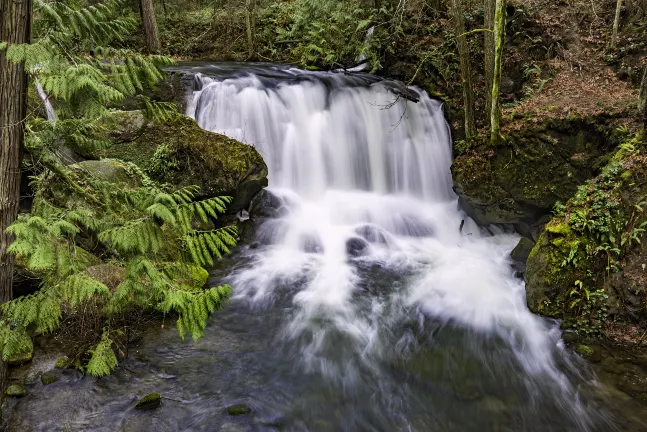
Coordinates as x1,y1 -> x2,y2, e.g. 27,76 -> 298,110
100,111 -> 268,214
54,356 -> 72,369
73,159 -> 142,189
41,371 -> 59,386
452,117 -> 617,238
525,137 -> 647,333
8,346 -> 33,366
135,393 -> 162,410
6,384 -> 27,398
227,404 -> 252,416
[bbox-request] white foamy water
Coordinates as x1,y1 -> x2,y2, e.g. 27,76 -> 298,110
186,66 -> 596,427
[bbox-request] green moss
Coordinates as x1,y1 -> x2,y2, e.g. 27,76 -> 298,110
576,344 -> 594,357
8,347 -> 33,366
135,393 -> 162,410
547,223 -> 572,236
227,404 -> 252,416
6,384 -> 27,398
54,356 -> 71,369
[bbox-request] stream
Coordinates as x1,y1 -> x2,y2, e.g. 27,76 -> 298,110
6,63 -> 647,431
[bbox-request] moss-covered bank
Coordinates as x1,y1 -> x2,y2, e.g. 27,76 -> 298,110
525,132 -> 647,338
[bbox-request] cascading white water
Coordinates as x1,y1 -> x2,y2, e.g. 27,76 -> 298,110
35,80 -> 57,122
185,64 -> 601,429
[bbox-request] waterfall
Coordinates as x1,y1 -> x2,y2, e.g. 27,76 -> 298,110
184,64 -> 614,431
35,80 -> 57,122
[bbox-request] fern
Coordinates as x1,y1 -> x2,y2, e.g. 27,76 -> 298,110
85,331 -> 118,377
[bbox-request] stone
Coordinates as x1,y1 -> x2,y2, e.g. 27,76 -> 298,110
135,393 -> 162,410
249,189 -> 284,219
41,371 -> 59,386
6,384 -> 27,398
8,347 -> 33,366
346,237 -> 369,257
100,112 -> 268,214
511,237 -> 535,263
510,237 -> 535,275
227,404 -> 252,416
54,356 -> 72,369
74,160 -> 142,188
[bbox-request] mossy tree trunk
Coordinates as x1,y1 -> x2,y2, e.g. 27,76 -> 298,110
640,66 -> 647,129
611,0 -> 623,49
484,0 -> 496,126
490,0 -> 506,146
450,0 -> 477,142
140,0 -> 160,53
245,0 -> 257,60
0,0 -> 31,404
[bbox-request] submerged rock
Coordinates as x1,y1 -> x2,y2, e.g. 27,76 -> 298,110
41,371 -> 59,386
135,393 -> 162,410
227,404 -> 252,416
101,111 -> 268,214
6,384 -> 27,398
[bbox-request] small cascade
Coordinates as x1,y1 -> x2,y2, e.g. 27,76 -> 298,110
35,80 -> 57,122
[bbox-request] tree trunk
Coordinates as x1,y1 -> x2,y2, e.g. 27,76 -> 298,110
245,0 -> 257,59
0,0 -> 30,404
640,66 -> 647,129
450,0 -> 477,142
484,0 -> 496,125
490,0 -> 506,146
611,0 -> 623,49
140,0 -> 160,53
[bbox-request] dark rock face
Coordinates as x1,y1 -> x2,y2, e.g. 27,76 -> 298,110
249,189 -> 285,219
510,237 -> 535,276
452,118 -> 617,239
101,111 -> 268,214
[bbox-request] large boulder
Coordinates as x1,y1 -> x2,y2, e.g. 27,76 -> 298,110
101,111 -> 268,214
452,118 -> 618,239
525,134 -> 647,337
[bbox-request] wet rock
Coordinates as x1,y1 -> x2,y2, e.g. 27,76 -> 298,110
510,237 -> 535,276
249,189 -> 284,219
8,347 -> 33,366
355,225 -> 388,244
6,384 -> 27,398
41,371 -> 59,386
227,403 -> 252,416
135,393 -> 162,410
54,356 -> 72,369
346,237 -> 369,257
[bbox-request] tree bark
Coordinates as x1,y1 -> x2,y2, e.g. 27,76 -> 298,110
490,0 -> 506,145
484,0 -> 496,125
245,0 -> 257,60
450,0 -> 477,142
140,0 -> 160,53
0,0 -> 30,404
640,66 -> 647,129
611,0 -> 623,49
